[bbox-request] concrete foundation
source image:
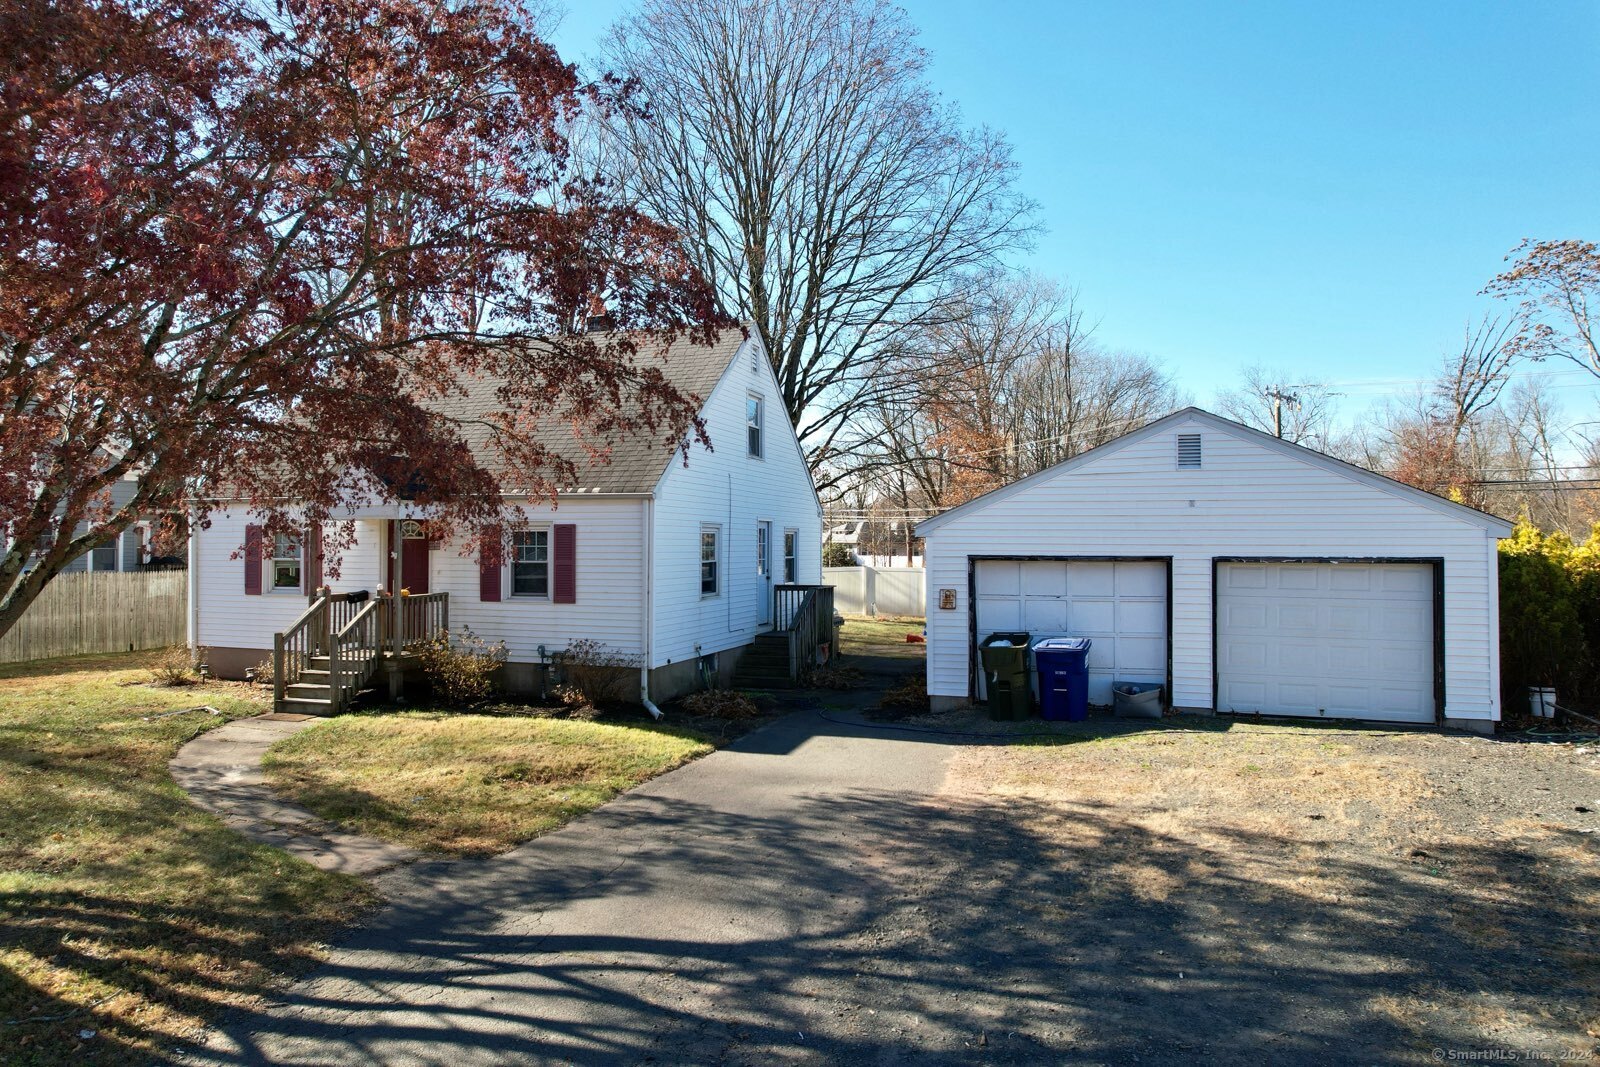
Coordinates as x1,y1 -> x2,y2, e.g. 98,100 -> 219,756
1444,717 -> 1496,735
196,642 -> 756,707
646,644 -> 747,703
203,646 -> 270,681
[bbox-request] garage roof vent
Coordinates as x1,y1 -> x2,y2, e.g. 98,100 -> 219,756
1176,433 -> 1202,469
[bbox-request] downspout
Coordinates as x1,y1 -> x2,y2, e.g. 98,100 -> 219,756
639,495 -> 661,720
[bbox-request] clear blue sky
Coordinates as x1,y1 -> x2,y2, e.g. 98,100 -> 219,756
551,1 -> 1600,416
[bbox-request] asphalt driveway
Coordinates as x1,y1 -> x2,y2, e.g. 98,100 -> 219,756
181,624 -> 1599,1064
184,705 -> 967,1065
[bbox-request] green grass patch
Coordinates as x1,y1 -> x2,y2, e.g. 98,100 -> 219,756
838,616 -> 926,659
0,651 -> 375,1066
263,712 -> 715,857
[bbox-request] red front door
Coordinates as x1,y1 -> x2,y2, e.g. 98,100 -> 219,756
401,530 -> 430,594
387,520 -> 431,594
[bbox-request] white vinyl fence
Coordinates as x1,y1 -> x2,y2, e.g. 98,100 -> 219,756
0,570 -> 188,664
823,565 -> 925,618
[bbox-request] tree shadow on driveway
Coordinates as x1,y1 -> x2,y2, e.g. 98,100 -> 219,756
184,759 -> 1599,1065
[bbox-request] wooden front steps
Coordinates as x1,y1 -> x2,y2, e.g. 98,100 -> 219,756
272,589 -> 447,715
278,653 -> 379,715
733,631 -> 802,689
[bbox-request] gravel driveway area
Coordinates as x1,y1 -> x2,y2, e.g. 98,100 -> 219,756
181,633 -> 1599,1064
932,712 -> 1600,1061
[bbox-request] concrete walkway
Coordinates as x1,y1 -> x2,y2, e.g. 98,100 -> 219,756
170,714 -> 420,877
180,705 -> 958,1065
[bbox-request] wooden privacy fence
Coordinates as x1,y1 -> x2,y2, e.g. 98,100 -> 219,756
0,571 -> 187,664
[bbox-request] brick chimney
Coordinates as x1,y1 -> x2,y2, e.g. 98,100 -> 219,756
585,294 -> 615,334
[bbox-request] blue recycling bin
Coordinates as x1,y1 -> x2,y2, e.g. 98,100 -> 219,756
1034,637 -> 1092,722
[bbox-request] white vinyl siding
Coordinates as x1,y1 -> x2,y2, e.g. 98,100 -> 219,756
192,334 -> 823,679
196,498 -> 647,661
921,413 -> 1505,724
649,336 -> 823,668
192,510 -> 337,649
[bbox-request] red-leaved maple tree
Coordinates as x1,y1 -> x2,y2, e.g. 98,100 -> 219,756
0,0 -> 725,638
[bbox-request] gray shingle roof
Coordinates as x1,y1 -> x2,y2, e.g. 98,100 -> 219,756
435,328 -> 745,496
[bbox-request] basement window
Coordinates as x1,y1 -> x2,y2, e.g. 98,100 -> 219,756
1176,433 -> 1202,470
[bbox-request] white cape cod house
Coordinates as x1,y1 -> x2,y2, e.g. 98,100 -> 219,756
188,329 -> 826,711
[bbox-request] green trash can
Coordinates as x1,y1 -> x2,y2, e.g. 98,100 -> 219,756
979,631 -> 1033,720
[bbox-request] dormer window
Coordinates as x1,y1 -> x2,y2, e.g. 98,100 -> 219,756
1177,433 -> 1202,469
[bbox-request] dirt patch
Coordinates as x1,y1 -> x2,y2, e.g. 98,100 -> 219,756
922,714 -> 1600,1058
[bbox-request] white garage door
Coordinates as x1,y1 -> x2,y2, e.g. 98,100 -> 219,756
975,559 -> 1167,704
1216,562 -> 1435,724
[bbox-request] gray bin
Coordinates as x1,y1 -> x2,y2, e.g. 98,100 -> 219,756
1113,682 -> 1163,719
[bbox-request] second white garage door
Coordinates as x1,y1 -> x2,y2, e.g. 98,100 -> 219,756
975,559 -> 1167,704
1215,561 -> 1436,724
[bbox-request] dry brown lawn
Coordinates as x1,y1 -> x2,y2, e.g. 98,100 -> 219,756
0,652 -> 375,1066
942,716 -> 1600,1056
262,712 -> 714,856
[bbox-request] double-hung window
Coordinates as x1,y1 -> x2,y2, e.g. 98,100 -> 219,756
89,538 -> 116,572
512,529 -> 549,597
700,526 -> 720,596
271,534 -> 301,591
746,395 -> 763,458
783,530 -> 798,583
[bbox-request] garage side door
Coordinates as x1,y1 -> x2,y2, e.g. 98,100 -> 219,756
975,559 -> 1167,704
1216,562 -> 1435,724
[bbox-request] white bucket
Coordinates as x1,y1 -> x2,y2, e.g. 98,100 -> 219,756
1528,687 -> 1557,719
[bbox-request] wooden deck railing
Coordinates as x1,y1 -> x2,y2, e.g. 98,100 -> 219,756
389,591 -> 448,656
772,584 -> 836,682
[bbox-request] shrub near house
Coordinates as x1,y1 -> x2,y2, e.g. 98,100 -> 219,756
1498,520 -> 1600,711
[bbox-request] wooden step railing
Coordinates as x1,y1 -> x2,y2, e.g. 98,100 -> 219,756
772,584 -> 836,683
273,589 -> 449,712
328,596 -> 383,710
273,590 -> 337,708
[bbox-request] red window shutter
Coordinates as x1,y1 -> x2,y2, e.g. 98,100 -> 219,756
244,524 -> 263,595
479,525 -> 502,602
307,524 -> 322,592
553,523 -> 576,604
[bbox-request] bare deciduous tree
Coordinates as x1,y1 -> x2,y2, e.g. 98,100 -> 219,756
599,0 -> 1037,470
1487,238 -> 1600,378
834,273 -> 1180,516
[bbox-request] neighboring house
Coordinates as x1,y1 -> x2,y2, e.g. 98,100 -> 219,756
827,521 -> 863,547
916,407 -> 1513,733
189,328 -> 826,706
39,475 -> 180,574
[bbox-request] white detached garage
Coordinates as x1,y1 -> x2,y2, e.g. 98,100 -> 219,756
916,408 -> 1513,732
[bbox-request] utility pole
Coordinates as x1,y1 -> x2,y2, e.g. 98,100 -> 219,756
1264,386 -> 1300,439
